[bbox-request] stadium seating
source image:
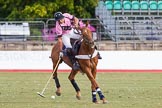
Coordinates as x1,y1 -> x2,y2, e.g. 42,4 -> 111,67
140,1 -> 149,10
103,0 -> 162,12
103,0 -> 162,11
132,1 -> 140,10
113,1 -> 122,10
96,0 -> 162,41
149,1 -> 158,10
105,1 -> 113,10
158,1 -> 162,10
123,1 -> 132,10
98,1 -> 105,7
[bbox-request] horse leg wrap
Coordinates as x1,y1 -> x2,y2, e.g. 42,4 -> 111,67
92,91 -> 97,102
96,87 -> 105,100
53,77 -> 61,88
70,79 -> 80,92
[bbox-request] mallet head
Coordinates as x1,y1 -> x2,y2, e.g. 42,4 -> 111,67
37,92 -> 45,98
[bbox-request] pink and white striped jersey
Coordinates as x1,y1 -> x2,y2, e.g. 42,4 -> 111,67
55,13 -> 74,36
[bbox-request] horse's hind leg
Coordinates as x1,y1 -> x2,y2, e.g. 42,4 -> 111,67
68,70 -> 81,100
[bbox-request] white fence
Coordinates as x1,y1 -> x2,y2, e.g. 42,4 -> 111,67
0,51 -> 162,72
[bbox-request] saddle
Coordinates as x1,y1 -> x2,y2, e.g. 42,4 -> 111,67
72,39 -> 81,56
62,39 -> 81,57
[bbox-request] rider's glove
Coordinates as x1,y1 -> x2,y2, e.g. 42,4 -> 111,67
59,52 -> 63,58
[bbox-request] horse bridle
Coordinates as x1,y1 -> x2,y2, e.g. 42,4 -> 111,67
82,30 -> 95,48
83,36 -> 94,46
73,27 -> 95,48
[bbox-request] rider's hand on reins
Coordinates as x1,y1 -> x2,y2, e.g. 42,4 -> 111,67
73,25 -> 82,35
74,24 -> 79,29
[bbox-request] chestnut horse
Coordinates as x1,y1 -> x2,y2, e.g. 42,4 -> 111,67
50,23 -> 107,104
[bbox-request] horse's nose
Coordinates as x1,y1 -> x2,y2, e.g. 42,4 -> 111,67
89,41 -> 92,45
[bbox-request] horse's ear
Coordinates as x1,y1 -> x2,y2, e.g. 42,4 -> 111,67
85,21 -> 89,27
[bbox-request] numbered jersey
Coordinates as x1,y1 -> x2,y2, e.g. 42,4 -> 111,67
55,13 -> 74,36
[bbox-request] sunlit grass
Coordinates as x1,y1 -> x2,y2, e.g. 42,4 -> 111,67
0,72 -> 162,108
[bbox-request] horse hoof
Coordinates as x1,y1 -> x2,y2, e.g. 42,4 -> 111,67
55,91 -> 61,96
76,95 -> 81,100
93,101 -> 100,104
102,99 -> 108,104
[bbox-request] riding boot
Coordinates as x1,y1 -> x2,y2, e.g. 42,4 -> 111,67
66,48 -> 80,71
69,55 -> 80,71
73,60 -> 80,71
97,52 -> 102,59
95,46 -> 102,59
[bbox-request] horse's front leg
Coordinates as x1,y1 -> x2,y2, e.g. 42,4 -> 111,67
86,73 -> 99,103
92,68 -> 108,104
51,56 -> 62,96
51,40 -> 63,96
91,85 -> 98,104
53,65 -> 61,96
68,70 -> 81,100
84,67 -> 107,104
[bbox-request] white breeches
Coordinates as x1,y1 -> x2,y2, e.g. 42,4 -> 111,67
62,28 -> 81,48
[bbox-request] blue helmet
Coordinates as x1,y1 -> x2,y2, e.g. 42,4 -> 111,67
54,12 -> 64,21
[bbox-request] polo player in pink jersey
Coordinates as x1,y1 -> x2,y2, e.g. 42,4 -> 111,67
54,12 -> 102,70
54,12 -> 81,70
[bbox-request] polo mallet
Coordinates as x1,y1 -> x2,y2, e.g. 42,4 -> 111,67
37,57 -> 61,98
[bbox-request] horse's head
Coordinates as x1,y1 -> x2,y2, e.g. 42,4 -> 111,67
79,22 -> 95,48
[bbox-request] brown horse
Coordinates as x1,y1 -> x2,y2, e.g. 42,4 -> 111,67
50,23 -> 108,104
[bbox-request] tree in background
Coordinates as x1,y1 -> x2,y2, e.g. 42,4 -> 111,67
0,0 -> 98,21
74,0 -> 98,18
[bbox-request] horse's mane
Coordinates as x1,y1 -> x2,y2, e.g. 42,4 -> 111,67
79,21 -> 91,34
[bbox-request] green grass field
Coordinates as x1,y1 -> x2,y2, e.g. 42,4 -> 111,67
0,72 -> 162,108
